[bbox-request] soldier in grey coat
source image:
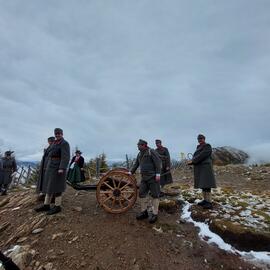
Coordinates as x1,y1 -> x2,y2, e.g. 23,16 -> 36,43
35,128 -> 70,215
36,136 -> 55,200
0,151 -> 17,196
155,139 -> 173,188
188,134 -> 216,209
129,139 -> 161,223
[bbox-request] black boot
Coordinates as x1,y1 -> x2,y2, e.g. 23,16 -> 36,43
35,204 -> 50,212
136,210 -> 148,220
197,200 -> 207,206
159,191 -> 165,198
202,201 -> 213,209
148,214 -> 158,224
1,189 -> 7,196
47,205 -> 61,215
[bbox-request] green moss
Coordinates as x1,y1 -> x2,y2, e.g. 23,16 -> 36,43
252,210 -> 270,225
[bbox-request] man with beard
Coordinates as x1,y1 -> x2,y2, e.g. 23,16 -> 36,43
188,134 -> 216,209
129,139 -> 161,223
155,139 -> 173,191
35,128 -> 70,215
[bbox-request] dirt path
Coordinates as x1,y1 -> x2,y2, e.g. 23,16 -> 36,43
0,185 -> 262,270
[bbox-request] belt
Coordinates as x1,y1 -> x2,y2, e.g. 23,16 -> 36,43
51,157 -> 61,160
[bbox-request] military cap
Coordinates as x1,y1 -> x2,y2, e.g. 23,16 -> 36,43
54,128 -> 63,134
75,150 -> 82,154
155,139 -> 162,143
5,151 -> 14,156
197,134 -> 205,140
137,139 -> 148,145
48,136 -> 55,142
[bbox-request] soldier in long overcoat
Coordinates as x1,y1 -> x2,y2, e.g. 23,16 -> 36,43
155,139 -> 173,188
0,151 -> 17,196
35,128 -> 70,215
129,139 -> 161,223
188,134 -> 216,209
36,136 -> 55,199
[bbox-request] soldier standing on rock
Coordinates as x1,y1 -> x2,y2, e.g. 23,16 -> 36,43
0,151 -> 17,196
129,139 -> 161,223
188,134 -> 216,209
155,139 -> 173,195
36,136 -> 55,201
35,128 -> 70,215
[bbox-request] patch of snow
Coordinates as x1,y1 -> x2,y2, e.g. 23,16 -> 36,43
181,202 -> 270,268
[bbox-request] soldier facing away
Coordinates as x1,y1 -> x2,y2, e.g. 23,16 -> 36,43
35,128 -> 70,215
155,139 -> 173,189
188,134 -> 216,209
129,139 -> 161,223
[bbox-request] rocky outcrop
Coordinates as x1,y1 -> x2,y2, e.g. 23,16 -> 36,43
212,146 -> 249,165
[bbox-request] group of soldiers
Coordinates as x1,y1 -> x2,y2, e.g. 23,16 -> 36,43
0,129 -> 216,222
128,134 -> 216,224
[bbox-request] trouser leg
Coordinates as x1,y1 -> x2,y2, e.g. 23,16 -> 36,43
55,195 -> 62,207
152,198 -> 159,215
205,191 -> 212,203
140,197 -> 149,212
44,194 -> 52,205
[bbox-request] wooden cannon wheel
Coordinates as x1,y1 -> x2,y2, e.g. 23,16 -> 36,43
96,168 -> 137,214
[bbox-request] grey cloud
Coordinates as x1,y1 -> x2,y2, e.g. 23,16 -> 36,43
0,0 -> 270,162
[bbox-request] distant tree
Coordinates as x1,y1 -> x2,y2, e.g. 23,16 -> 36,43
99,153 -> 108,173
27,163 -> 40,185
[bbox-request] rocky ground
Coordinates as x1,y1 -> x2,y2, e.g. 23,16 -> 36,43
0,164 -> 269,270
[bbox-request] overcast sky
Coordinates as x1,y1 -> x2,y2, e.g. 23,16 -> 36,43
0,1 -> 270,162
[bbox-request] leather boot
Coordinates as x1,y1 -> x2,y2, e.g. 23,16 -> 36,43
35,204 -> 50,212
136,210 -> 148,220
47,205 -> 61,215
148,214 -> 158,224
203,201 -> 213,209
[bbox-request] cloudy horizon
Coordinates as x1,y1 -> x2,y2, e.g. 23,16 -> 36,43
0,1 -> 270,163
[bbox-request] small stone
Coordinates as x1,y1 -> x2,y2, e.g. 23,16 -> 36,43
17,237 -> 28,243
52,233 -> 64,240
32,228 -> 44,234
72,206 -> 83,212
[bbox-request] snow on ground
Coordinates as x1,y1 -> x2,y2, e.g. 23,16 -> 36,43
181,202 -> 270,268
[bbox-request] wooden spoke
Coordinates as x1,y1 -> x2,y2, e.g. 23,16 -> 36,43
120,195 -> 131,203
117,176 -> 124,188
111,177 -> 117,188
103,182 -> 114,191
120,181 -> 131,191
101,194 -> 114,204
99,191 -> 112,194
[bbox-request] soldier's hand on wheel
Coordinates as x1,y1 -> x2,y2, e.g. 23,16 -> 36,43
155,174 -> 160,182
187,160 -> 193,165
58,169 -> 64,174
127,171 -> 132,175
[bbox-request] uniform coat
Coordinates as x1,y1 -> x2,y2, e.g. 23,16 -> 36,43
192,143 -> 216,189
155,146 -> 173,186
36,144 -> 53,193
131,148 -> 161,198
42,138 -> 70,194
0,157 -> 17,186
